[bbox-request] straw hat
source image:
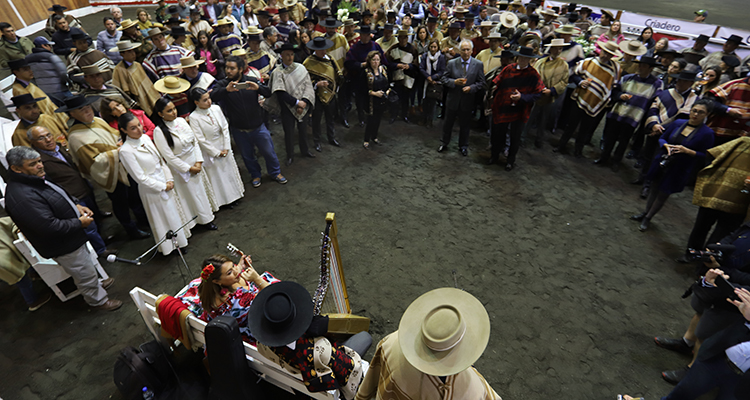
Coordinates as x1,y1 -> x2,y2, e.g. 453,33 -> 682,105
398,288 -> 490,376
618,40 -> 647,57
453,5 -> 468,13
117,19 -> 139,31
485,32 -> 505,40
599,41 -> 622,57
243,26 -> 263,35
283,0 -> 298,6
146,27 -> 171,38
499,11 -> 519,28
544,38 -> 567,47
231,48 -> 248,56
213,17 -> 235,27
180,56 -> 205,68
478,20 -> 496,29
77,65 -> 105,77
600,9 -> 614,19
397,29 -> 411,38
554,24 -> 579,35
540,8 -> 558,17
247,281 -> 314,347
518,31 -> 541,47
110,40 -> 142,53
154,76 -> 191,94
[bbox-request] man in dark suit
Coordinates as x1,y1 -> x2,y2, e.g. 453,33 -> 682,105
28,126 -> 115,258
439,39 -> 485,156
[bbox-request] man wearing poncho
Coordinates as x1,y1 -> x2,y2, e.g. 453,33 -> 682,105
264,43 -> 316,166
304,37 -> 342,152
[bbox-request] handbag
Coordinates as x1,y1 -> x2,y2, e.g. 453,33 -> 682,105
426,82 -> 443,100
386,91 -> 399,103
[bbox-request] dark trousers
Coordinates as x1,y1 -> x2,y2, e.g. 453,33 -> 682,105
686,207 -> 745,251
106,178 -> 148,234
557,105 -> 600,154
600,118 -> 636,163
364,102 -> 386,142
638,133 -> 662,176
491,120 -> 525,165
663,355 -> 741,400
442,107 -> 471,149
280,106 -> 309,158
524,102 -> 554,144
423,97 -> 437,124
312,97 -> 336,144
338,79 -> 353,120
553,87 -> 575,130
412,75 -> 424,107
394,84 -> 412,118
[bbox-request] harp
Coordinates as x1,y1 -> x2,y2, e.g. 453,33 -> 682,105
313,213 -> 370,334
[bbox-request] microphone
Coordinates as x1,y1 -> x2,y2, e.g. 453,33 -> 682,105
106,254 -> 142,266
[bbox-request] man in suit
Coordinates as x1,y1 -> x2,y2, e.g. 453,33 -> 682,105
438,40 -> 485,156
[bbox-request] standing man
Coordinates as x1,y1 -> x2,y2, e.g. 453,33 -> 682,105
525,38 -> 569,149
304,37 -> 342,151
438,40 -> 485,156
265,43 -> 316,166
67,31 -> 115,86
425,16 -> 443,42
384,30 -> 419,123
440,21 -> 462,59
111,40 -> 160,117
26,37 -> 72,104
321,17 -> 349,72
261,26 -> 281,62
680,34 -> 710,70
275,8 -> 299,42
143,27 -> 194,115
184,6 -> 212,37
399,0 -> 425,26
97,17 -> 123,64
700,34 -> 742,71
117,19 -> 153,63
595,56 -> 663,170
555,41 -> 621,158
243,28 -> 277,81
213,18 -> 243,57
0,22 -> 32,69
211,56 -> 287,187
4,146 -> 121,311
45,4 -> 84,37
10,94 -> 67,147
706,75 -> 750,146
489,46 -> 544,171
475,32 -> 506,75
376,23 -> 397,52
587,8 -> 613,38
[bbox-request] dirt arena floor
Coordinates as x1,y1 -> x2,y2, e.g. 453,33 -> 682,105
0,7 -> 732,400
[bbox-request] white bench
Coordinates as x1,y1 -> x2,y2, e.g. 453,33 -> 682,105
129,286 -> 336,400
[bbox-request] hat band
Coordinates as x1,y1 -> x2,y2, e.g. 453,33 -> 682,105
421,306 -> 467,352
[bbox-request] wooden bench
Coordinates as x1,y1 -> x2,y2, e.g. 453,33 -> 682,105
129,286 -> 337,400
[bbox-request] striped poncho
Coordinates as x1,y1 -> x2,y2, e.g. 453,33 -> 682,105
607,73 -> 664,128
571,57 -> 621,117
326,32 -> 350,72
212,33 -> 242,55
644,87 -> 698,131
708,77 -> 750,140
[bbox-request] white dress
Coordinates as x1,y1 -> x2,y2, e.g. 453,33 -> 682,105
153,117 -> 216,226
189,105 -> 244,209
119,135 -> 190,255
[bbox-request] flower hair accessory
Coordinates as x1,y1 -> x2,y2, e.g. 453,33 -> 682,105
200,264 -> 215,281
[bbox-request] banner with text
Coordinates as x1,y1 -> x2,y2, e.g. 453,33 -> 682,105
715,27 -> 750,47
618,11 -> 718,38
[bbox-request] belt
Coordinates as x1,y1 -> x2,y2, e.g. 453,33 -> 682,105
725,354 -> 744,375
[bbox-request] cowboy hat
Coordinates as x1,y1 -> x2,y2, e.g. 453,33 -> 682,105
169,26 -> 190,37
77,65 -> 106,76
110,40 -> 142,53
670,70 -> 699,81
618,40 -> 647,56
485,32 -> 506,40
600,9 -> 614,19
247,281 -> 314,347
146,27 -> 171,38
7,58 -> 28,70
554,24 -> 579,35
544,38 -> 567,47
356,25 -> 373,34
231,48 -> 248,56
319,17 -> 342,28
539,8 -> 558,17
599,41 -> 622,57
71,32 -> 89,42
154,76 -> 190,94
301,16 -> 318,25
398,288 -> 490,376
164,17 -> 183,26
274,42 -> 300,53
180,56 -> 205,68
722,34 -> 743,44
397,29 -> 411,38
453,5 -> 468,13
499,11 -> 519,28
694,34 -> 710,42
634,56 -> 659,66
478,20 -> 496,29
307,36 -> 333,50
213,17 -> 235,27
283,0 -> 298,6
518,32 -> 541,47
255,9 -> 271,17
362,10 -> 373,17
722,55 -> 741,68
277,7 -> 289,14
511,45 -> 541,58
48,4 -> 67,11
117,19 -> 138,31
448,21 -> 462,30
243,26 -> 263,35
11,93 -> 46,108
656,49 -> 679,57
54,94 -> 99,113
167,5 -> 179,14
343,18 -> 356,26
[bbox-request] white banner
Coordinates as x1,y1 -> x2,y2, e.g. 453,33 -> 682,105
715,27 -> 750,47
618,11 -> 718,38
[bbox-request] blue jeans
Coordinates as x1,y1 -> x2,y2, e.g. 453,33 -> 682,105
663,356 -> 740,400
78,197 -> 106,255
230,124 -> 281,179
17,271 -> 37,305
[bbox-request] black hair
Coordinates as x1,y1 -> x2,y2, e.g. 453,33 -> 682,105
190,87 -> 208,103
675,58 -> 687,71
117,112 -> 138,142
153,97 -> 175,148
102,16 -> 114,24
288,28 -> 300,45
52,14 -> 65,23
194,30 -> 217,52
0,22 -> 11,31
225,55 -> 245,70
693,98 -> 714,114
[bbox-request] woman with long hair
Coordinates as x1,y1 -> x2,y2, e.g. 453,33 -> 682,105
100,97 -> 156,139
419,39 -> 446,127
645,37 -> 669,58
188,88 -> 244,209
362,51 -> 392,149
373,9 -> 386,29
219,2 -> 242,36
241,2 -> 259,30
632,99 -> 716,231
135,8 -> 154,36
695,66 -> 722,97
194,30 -> 225,80
117,112 -> 190,255
637,26 -> 655,49
152,97 -> 219,230
290,29 -> 311,63
595,20 -> 624,54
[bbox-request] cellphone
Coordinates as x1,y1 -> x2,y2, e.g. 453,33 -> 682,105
234,82 -> 249,90
715,275 -> 740,302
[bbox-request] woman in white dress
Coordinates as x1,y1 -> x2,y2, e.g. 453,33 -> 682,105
152,98 -> 219,230
188,87 -> 244,209
117,113 -> 190,255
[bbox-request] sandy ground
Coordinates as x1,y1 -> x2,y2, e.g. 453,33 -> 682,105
0,7 -> 728,400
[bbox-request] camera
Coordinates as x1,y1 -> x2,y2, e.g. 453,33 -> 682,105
659,154 -> 672,169
687,248 -> 724,263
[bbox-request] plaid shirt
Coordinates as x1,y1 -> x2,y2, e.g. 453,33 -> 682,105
491,63 -> 545,124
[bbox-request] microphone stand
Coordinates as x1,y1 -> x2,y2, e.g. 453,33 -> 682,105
135,215 -> 198,284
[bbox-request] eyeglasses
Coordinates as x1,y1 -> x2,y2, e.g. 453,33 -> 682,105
34,134 -> 54,142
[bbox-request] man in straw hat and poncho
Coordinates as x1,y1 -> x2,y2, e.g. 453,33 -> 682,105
78,64 -> 137,114
355,287 -> 501,400
524,38 -> 569,149
212,18 -> 243,57
304,37 -> 342,151
111,40 -> 161,117
117,19 -> 153,63
9,58 -> 69,129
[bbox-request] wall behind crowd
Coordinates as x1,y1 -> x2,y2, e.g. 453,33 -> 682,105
1,0 -> 88,31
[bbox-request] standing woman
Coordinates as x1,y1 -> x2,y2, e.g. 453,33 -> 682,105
152,97 -> 219,228
631,99 -> 716,231
637,27 -> 655,49
118,112 -> 190,255
596,20 -> 624,54
188,88 -> 244,209
362,51 -> 391,149
419,39 -> 446,127
195,30 -> 225,80
412,26 -> 430,116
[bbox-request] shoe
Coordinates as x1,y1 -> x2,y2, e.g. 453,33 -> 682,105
101,277 -> 115,289
505,163 -> 514,171
203,222 -> 218,230
487,157 -> 498,165
128,229 -> 151,240
630,212 -> 647,221
631,177 -> 644,185
329,139 -> 341,147
610,162 -> 621,172
626,150 -> 636,159
342,119 -> 350,128
437,145 -> 447,153
275,174 -> 288,184
363,142 -> 369,149
640,186 -> 650,199
101,211 -> 113,218
460,148 -> 468,156
304,151 -> 316,158
654,336 -> 694,355
314,143 -> 322,152
93,299 -> 123,311
358,121 -> 365,128
28,292 -> 52,312
285,158 -> 294,166
403,116 -> 410,124
675,254 -> 693,264
372,138 -> 380,145
661,367 -> 689,385
639,218 -> 650,231
99,249 -> 118,258
252,178 -> 261,188
593,158 -> 607,165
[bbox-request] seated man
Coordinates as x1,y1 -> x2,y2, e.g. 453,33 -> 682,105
0,22 -> 33,69
67,31 -> 115,88
4,146 -> 121,311
10,94 -> 67,147
9,58 -> 69,128
51,14 -> 85,57
78,65 -> 137,114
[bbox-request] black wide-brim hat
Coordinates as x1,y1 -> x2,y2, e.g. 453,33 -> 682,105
274,42 -> 301,53
307,36 -> 333,50
301,16 -> 317,25
55,94 -> 99,113
247,281 -> 314,347
634,56 -> 659,66
356,25 -> 372,34
71,32 -> 89,42
722,34 -> 743,44
511,46 -> 541,58
320,17 -> 342,28
670,70 -> 699,81
11,93 -> 46,108
48,4 -> 66,11
7,58 -> 28,70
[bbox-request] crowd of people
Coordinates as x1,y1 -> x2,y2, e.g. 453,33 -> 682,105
1,0 -> 750,398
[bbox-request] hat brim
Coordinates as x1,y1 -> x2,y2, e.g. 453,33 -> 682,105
117,22 -> 138,31
306,39 -> 334,50
110,43 -> 142,53
600,46 -> 622,57
147,30 -> 171,38
14,96 -> 47,107
153,77 -> 191,94
721,36 -> 742,44
634,59 -> 659,66
55,96 -> 100,113
321,21 -> 343,28
554,27 -> 580,35
181,59 -> 206,68
545,41 -> 568,47
398,288 -> 490,376
274,46 -> 300,53
511,50 -> 542,58
670,74 -> 700,81
247,281 -> 314,347
619,43 -> 647,56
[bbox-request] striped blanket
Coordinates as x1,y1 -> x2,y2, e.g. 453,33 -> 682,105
571,57 -> 620,117
708,77 -> 750,139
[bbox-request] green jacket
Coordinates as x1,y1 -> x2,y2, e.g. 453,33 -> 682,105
0,36 -> 33,68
